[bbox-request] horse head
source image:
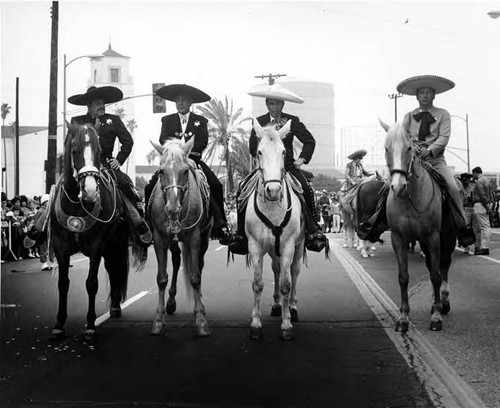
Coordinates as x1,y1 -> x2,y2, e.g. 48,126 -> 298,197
253,119 -> 291,201
380,119 -> 413,198
152,138 -> 194,221
65,123 -> 102,203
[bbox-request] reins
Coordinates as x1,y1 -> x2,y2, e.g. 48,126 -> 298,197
253,177 -> 293,257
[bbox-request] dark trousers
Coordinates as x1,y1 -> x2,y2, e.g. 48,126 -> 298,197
110,168 -> 142,214
287,166 -> 319,222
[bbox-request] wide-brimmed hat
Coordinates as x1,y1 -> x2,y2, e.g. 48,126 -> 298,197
247,83 -> 304,104
348,149 -> 367,160
156,84 -> 211,103
396,75 -> 455,96
68,86 -> 123,106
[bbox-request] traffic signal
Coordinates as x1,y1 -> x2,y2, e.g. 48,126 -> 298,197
152,83 -> 166,113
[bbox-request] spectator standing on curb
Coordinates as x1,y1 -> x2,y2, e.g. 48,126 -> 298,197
471,166 -> 492,255
457,173 -> 475,255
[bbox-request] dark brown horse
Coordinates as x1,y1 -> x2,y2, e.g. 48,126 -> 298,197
381,120 -> 456,332
50,123 -> 140,339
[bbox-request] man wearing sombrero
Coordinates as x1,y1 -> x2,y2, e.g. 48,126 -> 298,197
344,149 -> 373,189
24,86 -> 152,250
360,75 -> 474,246
70,86 -> 152,246
143,84 -> 232,245
229,83 -> 327,254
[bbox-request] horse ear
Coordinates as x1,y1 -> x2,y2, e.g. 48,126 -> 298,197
378,118 -> 390,132
182,137 -> 195,156
253,118 -> 263,135
150,140 -> 165,154
278,120 -> 292,139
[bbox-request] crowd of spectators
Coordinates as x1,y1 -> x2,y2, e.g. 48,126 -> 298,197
1,192 -> 53,269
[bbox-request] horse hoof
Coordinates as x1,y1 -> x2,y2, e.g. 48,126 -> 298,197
166,302 -> 176,315
395,321 -> 409,332
280,329 -> 295,341
50,328 -> 66,340
83,328 -> 96,340
441,302 -> 451,315
110,307 -> 121,318
271,304 -> 282,317
289,308 -> 299,322
249,326 -> 263,340
196,323 -> 210,337
430,320 -> 442,331
361,252 -> 368,258
150,321 -> 165,336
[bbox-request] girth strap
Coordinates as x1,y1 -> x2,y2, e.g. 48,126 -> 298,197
253,181 -> 292,257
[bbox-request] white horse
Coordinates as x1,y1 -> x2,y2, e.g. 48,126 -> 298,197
245,119 -> 305,341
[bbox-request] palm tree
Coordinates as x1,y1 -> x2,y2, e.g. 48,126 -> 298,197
1,103 -> 11,126
196,96 -> 251,193
113,107 -> 126,120
145,149 -> 159,165
126,118 -> 137,135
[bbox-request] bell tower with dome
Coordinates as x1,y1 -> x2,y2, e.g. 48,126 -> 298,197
88,43 -> 136,181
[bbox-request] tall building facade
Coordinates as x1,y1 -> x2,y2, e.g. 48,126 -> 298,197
89,44 -> 136,180
250,79 -> 335,174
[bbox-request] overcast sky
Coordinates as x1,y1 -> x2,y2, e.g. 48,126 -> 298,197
1,0 -> 500,172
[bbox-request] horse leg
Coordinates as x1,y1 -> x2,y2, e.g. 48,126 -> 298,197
187,237 -> 210,337
105,229 -> 129,318
270,257 -> 281,317
52,249 -> 71,339
359,240 -> 368,258
167,243 -> 181,315
439,232 -> 456,315
151,236 -> 168,335
84,256 -> 102,339
249,248 -> 265,340
279,247 -> 295,341
421,233 -> 443,331
392,234 -> 410,332
288,243 -> 303,322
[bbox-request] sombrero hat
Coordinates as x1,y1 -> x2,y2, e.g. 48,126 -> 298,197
68,86 -> 123,106
247,83 -> 304,104
348,149 -> 367,160
156,84 -> 211,103
396,75 -> 455,96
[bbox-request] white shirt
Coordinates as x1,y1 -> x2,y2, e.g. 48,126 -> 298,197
178,112 -> 190,133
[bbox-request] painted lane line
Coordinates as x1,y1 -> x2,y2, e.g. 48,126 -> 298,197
333,241 -> 487,408
95,290 -> 149,327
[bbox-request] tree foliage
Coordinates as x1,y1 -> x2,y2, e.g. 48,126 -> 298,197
310,173 -> 342,192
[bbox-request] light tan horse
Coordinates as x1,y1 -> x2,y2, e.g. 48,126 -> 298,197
149,138 -> 213,337
381,120 -> 456,332
245,119 -> 305,341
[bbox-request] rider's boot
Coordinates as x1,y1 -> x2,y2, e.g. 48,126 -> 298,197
122,195 -> 153,246
301,187 -> 327,252
228,205 -> 248,255
209,197 -> 232,245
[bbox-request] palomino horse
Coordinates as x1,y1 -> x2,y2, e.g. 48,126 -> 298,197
381,120 -> 456,332
245,119 -> 305,341
50,123 -> 139,339
149,138 -> 212,337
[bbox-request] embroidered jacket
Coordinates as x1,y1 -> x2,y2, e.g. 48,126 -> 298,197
71,113 -> 133,167
249,113 -> 315,170
159,112 -> 208,160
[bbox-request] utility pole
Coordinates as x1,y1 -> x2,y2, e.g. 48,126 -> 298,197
15,78 -> 19,196
45,1 -> 58,193
388,93 -> 403,122
254,73 -> 287,85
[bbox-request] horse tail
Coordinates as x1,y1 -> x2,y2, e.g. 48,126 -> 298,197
104,222 -> 130,304
180,243 -> 195,303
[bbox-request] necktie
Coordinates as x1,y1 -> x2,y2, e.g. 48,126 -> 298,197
413,111 -> 436,141
94,117 -> 101,132
181,115 -> 187,125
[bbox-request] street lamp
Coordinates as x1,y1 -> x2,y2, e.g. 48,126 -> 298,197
388,93 -> 403,122
63,53 -> 101,139
450,114 -> 470,173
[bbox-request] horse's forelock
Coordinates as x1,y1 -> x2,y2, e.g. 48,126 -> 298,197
161,140 -> 187,167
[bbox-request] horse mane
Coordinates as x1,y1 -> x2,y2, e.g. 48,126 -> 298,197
160,139 -> 189,166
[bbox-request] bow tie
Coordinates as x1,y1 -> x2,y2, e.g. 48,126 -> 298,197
413,111 -> 436,141
180,115 -> 188,124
